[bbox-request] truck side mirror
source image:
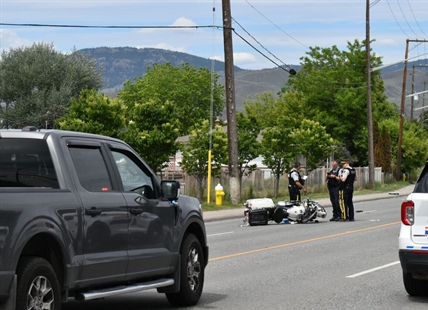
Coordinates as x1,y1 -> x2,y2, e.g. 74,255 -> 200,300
161,180 -> 180,201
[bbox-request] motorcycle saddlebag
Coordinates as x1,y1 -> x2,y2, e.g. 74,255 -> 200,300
248,208 -> 269,226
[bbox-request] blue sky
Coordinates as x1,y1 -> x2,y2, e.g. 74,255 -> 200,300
1,0 -> 428,70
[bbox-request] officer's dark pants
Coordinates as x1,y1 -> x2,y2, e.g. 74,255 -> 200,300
288,186 -> 301,201
344,185 -> 354,220
328,186 -> 340,219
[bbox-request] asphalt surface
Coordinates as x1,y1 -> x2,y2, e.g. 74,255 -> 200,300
203,184 -> 415,222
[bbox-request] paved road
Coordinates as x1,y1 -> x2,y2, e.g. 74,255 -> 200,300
63,189 -> 428,310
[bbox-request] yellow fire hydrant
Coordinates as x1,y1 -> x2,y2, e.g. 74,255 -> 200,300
215,183 -> 225,206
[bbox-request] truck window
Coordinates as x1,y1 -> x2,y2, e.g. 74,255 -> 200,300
69,147 -> 112,192
0,138 -> 59,188
414,161 -> 428,193
112,150 -> 157,199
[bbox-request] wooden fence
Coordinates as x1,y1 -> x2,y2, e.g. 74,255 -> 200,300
163,165 -> 392,200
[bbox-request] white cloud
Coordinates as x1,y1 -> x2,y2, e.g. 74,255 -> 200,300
138,17 -> 199,34
233,52 -> 257,65
211,55 -> 224,62
0,29 -> 32,51
172,17 -> 197,27
376,38 -> 397,46
210,52 -> 256,66
1,1 -> 427,69
153,43 -> 186,53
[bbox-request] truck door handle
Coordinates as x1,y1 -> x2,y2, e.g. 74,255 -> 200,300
129,208 -> 144,215
85,207 -> 102,217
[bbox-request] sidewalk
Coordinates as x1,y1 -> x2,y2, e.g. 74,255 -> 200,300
202,184 -> 415,222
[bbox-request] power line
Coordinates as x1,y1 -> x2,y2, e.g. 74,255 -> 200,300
243,0 -> 308,49
0,21 -> 395,92
395,0 -> 422,39
370,0 -> 381,8
229,16 -> 372,89
232,17 -> 293,72
406,0 -> 428,38
386,0 -> 412,38
0,22 -> 219,29
231,28 -> 295,75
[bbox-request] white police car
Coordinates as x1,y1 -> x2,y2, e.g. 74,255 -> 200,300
399,160 -> 428,296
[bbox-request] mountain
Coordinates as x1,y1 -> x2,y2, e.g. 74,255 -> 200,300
78,47 -> 428,117
382,58 -> 428,120
78,46 -> 244,91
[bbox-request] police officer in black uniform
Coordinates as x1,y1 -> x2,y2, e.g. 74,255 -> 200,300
326,160 -> 341,221
288,161 -> 306,201
338,159 -> 356,221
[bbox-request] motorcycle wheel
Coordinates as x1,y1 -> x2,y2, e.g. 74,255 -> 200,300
273,207 -> 285,224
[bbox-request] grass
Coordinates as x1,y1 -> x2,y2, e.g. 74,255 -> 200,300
202,180 -> 411,212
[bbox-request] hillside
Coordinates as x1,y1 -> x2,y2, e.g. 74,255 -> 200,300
78,47 -> 428,116
78,47 -> 244,91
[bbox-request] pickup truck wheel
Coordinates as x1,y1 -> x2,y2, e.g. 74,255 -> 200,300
403,272 -> 428,296
16,257 -> 61,310
166,233 -> 204,307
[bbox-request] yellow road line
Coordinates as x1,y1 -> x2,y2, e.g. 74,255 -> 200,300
209,221 -> 400,262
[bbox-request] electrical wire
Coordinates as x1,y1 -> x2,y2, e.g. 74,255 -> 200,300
1,22 -> 366,89
1,20 -> 420,92
231,25 -> 370,91
231,28 -> 295,75
232,17 -> 293,72
243,0 -> 308,49
386,0 -> 412,38
406,0 -> 428,38
0,22 -> 218,29
395,0 -> 422,39
370,0 -> 381,8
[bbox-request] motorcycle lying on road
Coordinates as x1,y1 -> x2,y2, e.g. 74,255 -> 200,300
243,197 -> 327,226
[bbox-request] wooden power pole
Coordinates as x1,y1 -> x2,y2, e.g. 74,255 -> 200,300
222,0 -> 241,204
366,0 -> 375,189
396,39 -> 409,181
396,39 -> 428,180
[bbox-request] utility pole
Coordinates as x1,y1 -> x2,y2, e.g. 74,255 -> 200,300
397,39 -> 409,181
411,64 -> 428,123
411,65 -> 415,121
222,0 -> 241,204
424,81 -> 426,109
366,0 -> 375,189
397,39 -> 428,180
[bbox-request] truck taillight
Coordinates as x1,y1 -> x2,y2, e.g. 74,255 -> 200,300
401,200 -> 414,226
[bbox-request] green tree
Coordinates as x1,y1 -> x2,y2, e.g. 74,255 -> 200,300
289,119 -> 336,171
0,43 -> 103,128
284,39 -> 395,165
118,63 -> 225,136
57,89 -> 125,138
260,126 -> 294,198
180,120 -> 228,200
236,112 -> 261,188
245,91 -> 336,198
373,121 -> 393,173
401,121 -> 428,175
120,99 -> 181,174
379,118 -> 428,175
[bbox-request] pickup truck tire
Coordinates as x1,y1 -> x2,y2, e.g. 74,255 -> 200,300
166,233 -> 204,307
16,257 -> 61,310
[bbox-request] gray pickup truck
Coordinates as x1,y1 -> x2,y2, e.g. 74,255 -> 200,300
0,127 -> 208,310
